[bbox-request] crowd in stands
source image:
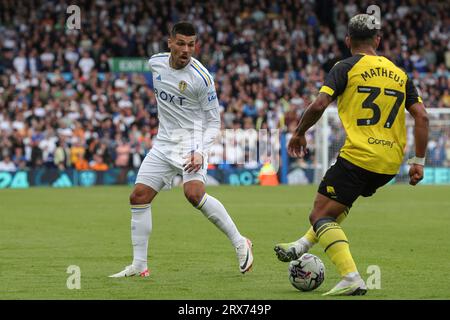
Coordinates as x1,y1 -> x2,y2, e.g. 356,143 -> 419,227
0,0 -> 449,173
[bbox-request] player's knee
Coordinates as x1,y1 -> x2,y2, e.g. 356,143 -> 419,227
184,189 -> 204,207
129,192 -> 141,205
130,189 -> 151,205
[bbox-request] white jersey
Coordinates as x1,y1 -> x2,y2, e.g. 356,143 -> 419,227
148,52 -> 219,158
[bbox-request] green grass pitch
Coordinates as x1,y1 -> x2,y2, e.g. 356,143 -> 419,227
1,185 -> 449,299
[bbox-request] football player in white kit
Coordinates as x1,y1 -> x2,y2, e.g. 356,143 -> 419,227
110,22 -> 253,278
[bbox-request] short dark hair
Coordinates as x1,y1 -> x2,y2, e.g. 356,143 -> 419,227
348,14 -> 380,42
171,21 -> 197,37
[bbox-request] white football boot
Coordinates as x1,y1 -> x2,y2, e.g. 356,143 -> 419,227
323,272 -> 367,296
109,265 -> 150,278
236,238 -> 253,274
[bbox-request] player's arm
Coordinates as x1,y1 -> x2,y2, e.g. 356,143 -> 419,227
295,93 -> 333,136
200,107 -> 221,155
184,108 -> 220,173
289,93 -> 333,157
289,61 -> 348,158
197,83 -> 221,158
184,82 -> 220,173
408,103 -> 428,159
405,78 -> 429,185
147,57 -> 154,72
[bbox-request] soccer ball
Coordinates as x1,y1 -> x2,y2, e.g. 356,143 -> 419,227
288,253 -> 325,291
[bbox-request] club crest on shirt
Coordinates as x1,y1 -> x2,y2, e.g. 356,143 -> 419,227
178,80 -> 187,93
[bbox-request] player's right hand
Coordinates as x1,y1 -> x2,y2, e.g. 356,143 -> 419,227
288,134 -> 308,158
408,164 -> 424,186
183,151 -> 203,173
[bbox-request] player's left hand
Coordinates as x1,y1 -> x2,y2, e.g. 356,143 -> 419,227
288,134 -> 308,158
408,164 -> 424,186
183,151 -> 204,173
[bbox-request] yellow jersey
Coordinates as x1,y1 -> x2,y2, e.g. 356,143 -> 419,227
319,54 -> 423,175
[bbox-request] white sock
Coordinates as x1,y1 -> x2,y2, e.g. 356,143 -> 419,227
131,204 -> 152,271
344,271 -> 362,281
296,237 -> 314,251
335,272 -> 366,289
197,194 -> 245,247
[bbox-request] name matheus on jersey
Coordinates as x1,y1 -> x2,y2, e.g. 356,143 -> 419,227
360,67 -> 405,87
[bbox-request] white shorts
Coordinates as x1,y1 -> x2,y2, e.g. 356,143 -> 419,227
135,147 -> 208,192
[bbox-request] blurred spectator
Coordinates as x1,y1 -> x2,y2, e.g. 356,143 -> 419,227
0,155 -> 17,172
90,153 -> 109,171
73,150 -> 89,171
30,139 -> 43,168
115,136 -> 131,168
54,138 -> 71,170
78,52 -> 95,78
